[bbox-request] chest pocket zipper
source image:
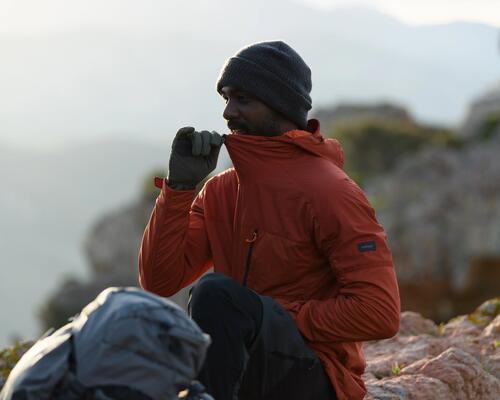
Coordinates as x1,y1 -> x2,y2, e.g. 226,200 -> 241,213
242,229 -> 259,287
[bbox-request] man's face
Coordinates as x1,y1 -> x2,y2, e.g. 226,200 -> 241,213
221,86 -> 284,137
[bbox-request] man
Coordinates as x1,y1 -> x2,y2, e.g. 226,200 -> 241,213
139,40 -> 400,400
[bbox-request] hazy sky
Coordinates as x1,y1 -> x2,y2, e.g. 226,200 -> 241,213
1,0 -> 499,34
304,0 -> 500,26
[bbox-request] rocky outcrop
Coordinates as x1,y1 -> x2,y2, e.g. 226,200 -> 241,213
363,298 -> 500,399
460,83 -> 500,139
365,115 -> 500,321
4,298 -> 499,398
39,178 -> 191,331
313,103 -> 414,132
312,102 -> 458,188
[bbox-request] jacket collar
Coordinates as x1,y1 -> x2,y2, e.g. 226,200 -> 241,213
223,118 -> 344,183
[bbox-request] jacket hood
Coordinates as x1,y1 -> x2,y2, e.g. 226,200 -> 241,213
223,118 -> 344,171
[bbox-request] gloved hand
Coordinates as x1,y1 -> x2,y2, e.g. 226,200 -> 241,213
167,127 -> 223,190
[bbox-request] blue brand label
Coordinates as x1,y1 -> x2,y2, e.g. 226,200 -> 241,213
358,241 -> 377,252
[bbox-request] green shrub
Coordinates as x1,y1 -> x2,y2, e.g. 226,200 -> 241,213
0,342 -> 33,380
326,119 -> 458,187
479,114 -> 500,142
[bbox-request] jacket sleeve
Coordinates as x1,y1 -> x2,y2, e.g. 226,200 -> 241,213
294,178 -> 401,343
138,178 -> 213,297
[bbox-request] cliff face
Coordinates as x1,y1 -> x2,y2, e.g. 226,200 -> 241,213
460,83 -> 500,139
39,183 -> 191,331
364,125 -> 500,322
2,298 -> 499,398
353,85 -> 500,323
311,96 -> 500,323
313,103 -> 414,132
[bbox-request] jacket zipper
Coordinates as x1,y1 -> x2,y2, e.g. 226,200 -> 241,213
242,229 -> 258,286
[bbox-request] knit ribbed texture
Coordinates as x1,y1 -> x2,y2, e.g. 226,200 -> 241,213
216,40 -> 312,130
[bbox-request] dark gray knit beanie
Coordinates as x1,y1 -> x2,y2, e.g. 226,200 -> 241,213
216,40 -> 312,130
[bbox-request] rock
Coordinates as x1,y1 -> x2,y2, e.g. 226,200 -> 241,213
398,311 -> 438,336
413,347 -> 500,399
39,171 -> 218,333
363,335 -> 449,379
477,298 -> 500,321
482,353 -> 500,382
365,101 -> 500,320
363,298 -> 500,399
460,82 -> 500,139
39,192 -> 191,331
442,315 -> 483,337
482,315 -> 500,338
3,299 -> 500,398
364,374 -> 453,400
83,197 -> 155,278
313,103 -> 414,132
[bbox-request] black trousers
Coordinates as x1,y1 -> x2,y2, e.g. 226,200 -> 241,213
188,273 -> 337,400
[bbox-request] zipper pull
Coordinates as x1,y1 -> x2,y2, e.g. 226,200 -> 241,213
245,229 -> 258,243
242,228 -> 259,287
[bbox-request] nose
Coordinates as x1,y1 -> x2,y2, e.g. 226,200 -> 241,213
223,99 -> 239,121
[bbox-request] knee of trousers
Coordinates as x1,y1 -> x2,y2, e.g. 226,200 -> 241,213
189,273 -> 240,317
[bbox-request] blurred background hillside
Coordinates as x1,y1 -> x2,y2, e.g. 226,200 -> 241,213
1,0 -> 499,346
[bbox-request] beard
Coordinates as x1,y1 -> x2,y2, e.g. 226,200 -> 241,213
227,116 -> 282,137
228,120 -> 249,134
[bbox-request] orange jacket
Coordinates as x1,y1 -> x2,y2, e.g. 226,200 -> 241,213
139,119 -> 401,400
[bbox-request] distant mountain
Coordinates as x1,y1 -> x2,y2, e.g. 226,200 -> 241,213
0,2 -> 498,148
0,135 -> 231,345
1,0 -> 499,345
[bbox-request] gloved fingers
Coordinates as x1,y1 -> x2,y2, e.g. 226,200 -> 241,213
200,130 -> 211,156
209,131 -> 223,147
176,126 -> 195,138
191,130 -> 203,156
172,126 -> 195,155
174,127 -> 221,157
207,140 -> 222,166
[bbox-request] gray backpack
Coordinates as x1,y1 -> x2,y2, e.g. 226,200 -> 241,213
0,287 -> 212,400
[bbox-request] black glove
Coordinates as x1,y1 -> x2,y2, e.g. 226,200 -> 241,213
167,127 -> 223,190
